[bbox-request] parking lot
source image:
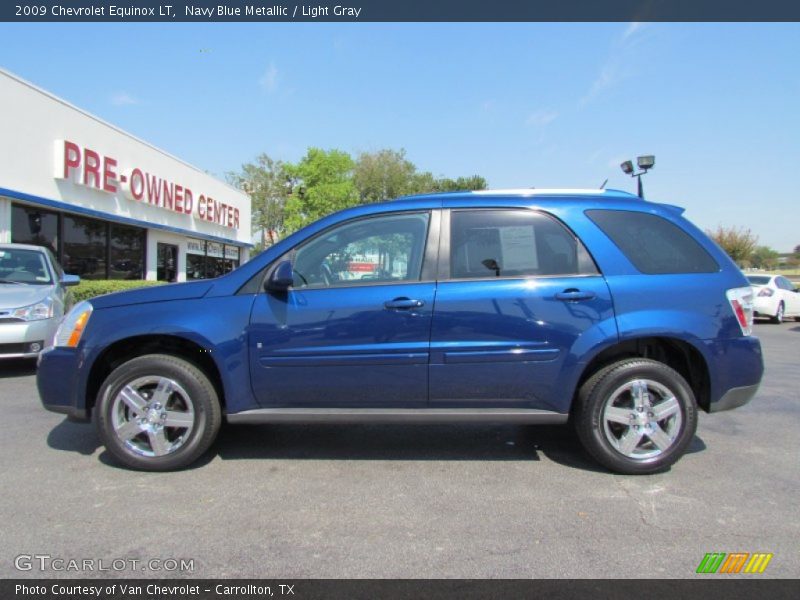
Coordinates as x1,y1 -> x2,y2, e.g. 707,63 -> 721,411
1,321 -> 798,579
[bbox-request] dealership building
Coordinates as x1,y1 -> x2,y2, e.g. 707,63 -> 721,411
0,69 -> 251,282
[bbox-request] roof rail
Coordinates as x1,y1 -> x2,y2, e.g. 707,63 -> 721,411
472,188 -> 608,196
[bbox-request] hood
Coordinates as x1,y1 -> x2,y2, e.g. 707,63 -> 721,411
89,280 -> 215,310
0,284 -> 54,310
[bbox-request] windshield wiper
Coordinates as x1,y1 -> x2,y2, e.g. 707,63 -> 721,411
0,280 -> 28,285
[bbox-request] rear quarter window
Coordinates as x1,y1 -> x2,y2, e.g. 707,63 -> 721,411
586,209 -> 719,274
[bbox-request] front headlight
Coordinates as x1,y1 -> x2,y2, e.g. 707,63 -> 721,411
12,297 -> 54,321
54,301 -> 93,348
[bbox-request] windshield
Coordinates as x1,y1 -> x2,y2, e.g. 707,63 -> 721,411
746,275 -> 772,285
0,248 -> 53,285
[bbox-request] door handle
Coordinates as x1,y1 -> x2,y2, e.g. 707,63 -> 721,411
555,289 -> 596,302
384,297 -> 425,310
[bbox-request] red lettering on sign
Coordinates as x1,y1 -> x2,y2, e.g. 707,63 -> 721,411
162,181 -> 174,210
130,168 -> 145,200
146,174 -> 161,206
103,157 -> 118,193
63,140 -> 81,178
84,148 -> 101,188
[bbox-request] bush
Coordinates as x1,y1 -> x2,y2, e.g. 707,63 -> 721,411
71,279 -> 165,303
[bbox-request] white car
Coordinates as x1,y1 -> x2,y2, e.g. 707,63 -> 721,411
746,274 -> 800,323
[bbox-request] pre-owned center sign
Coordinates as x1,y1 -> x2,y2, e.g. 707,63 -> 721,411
53,139 -> 240,229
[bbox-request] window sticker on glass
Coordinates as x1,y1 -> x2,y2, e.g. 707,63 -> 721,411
499,226 -> 537,271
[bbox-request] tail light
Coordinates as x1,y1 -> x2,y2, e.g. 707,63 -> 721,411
757,287 -> 774,297
726,287 -> 754,336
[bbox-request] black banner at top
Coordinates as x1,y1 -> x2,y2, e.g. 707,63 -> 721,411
2,0 -> 800,22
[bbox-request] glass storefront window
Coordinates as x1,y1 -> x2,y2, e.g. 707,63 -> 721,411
9,202 -> 241,281
224,245 -> 240,273
206,242 -> 225,278
110,224 -> 145,280
11,205 -> 59,255
63,215 -> 107,280
186,239 -> 207,280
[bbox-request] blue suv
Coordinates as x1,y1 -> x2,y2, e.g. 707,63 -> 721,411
37,189 -> 763,474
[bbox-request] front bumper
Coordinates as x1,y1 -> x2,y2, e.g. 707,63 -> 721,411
37,346 -> 89,421
0,317 -> 58,359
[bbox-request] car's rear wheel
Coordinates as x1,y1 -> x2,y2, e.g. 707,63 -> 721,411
95,354 -> 221,471
574,359 -> 697,475
771,302 -> 785,324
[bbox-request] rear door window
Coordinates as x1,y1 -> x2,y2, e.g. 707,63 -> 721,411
449,209 -> 597,279
586,209 -> 719,274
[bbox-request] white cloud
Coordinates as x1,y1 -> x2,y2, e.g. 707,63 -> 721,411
110,92 -> 138,106
525,109 -> 558,127
579,23 -> 651,107
580,63 -> 623,106
259,61 -> 278,93
621,22 -> 644,42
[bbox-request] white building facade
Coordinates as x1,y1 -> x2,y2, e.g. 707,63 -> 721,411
0,69 -> 251,283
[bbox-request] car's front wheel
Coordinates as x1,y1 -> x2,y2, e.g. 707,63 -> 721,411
574,359 -> 697,475
95,354 -> 221,471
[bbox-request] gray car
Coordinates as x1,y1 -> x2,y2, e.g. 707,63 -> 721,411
0,243 -> 80,359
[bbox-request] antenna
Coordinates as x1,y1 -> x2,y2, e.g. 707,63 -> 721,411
599,178 -> 608,189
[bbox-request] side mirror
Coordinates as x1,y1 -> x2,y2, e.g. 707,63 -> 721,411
61,274 -> 81,287
266,260 -> 294,292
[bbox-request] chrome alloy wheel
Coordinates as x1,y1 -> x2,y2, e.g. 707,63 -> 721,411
110,376 -> 195,458
601,379 -> 683,460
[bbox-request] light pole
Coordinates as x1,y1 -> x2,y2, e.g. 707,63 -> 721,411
620,155 -> 655,199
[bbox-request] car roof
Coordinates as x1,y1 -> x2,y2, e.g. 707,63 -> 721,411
395,188 -> 636,202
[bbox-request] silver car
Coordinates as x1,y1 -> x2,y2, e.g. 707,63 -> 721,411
0,243 -> 80,359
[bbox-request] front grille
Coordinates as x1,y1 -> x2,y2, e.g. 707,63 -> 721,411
0,318 -> 25,324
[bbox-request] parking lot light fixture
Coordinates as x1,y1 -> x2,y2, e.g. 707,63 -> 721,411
619,155 -> 655,198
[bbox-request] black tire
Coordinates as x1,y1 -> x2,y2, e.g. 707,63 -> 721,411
771,302 -> 785,324
573,358 -> 698,475
95,354 -> 221,471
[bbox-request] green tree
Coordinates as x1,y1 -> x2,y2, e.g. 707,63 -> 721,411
353,149 -> 417,203
707,225 -> 758,266
227,154 -> 288,246
283,148 -> 359,234
410,172 -> 488,194
750,246 -> 780,270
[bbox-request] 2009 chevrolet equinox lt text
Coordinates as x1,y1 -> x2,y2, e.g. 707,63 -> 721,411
37,189 -> 764,474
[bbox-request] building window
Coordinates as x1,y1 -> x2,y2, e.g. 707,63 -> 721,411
110,224 -> 145,280
11,204 -> 59,256
63,214 -> 107,280
186,239 -> 207,280
206,242 -> 225,278
224,245 -> 240,273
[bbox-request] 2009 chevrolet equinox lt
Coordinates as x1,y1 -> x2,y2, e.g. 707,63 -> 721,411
37,189 -> 764,474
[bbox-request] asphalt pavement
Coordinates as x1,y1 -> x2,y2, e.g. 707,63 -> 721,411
1,320 -> 798,579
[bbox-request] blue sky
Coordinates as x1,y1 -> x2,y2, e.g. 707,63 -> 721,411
1,23 -> 798,250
